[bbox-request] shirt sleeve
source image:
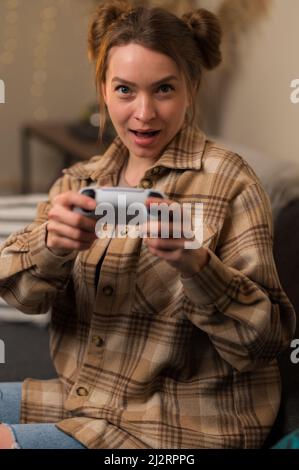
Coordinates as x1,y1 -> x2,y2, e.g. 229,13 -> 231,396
0,176 -> 77,315
180,182 -> 296,372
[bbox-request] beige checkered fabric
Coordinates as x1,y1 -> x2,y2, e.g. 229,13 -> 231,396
0,124 -> 295,448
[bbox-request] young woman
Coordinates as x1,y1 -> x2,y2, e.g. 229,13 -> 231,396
0,0 -> 295,449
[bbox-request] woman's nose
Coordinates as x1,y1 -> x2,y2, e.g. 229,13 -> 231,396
134,94 -> 157,121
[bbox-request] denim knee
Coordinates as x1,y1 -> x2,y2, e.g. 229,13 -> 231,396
0,382 -> 22,424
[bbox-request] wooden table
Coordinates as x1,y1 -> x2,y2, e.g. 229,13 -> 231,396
20,122 -> 110,193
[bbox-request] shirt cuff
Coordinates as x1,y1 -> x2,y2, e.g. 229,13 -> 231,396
29,222 -> 77,274
180,249 -> 236,306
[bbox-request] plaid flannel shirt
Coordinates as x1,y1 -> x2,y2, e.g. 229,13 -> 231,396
0,124 -> 295,448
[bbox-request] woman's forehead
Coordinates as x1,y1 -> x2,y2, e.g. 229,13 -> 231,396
106,43 -> 182,80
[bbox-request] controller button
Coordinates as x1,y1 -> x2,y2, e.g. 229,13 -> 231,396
148,191 -> 163,199
141,179 -> 153,189
82,189 -> 96,199
102,285 -> 114,296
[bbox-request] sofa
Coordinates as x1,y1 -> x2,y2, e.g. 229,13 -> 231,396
265,199 -> 299,446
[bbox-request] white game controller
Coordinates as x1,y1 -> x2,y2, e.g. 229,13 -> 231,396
73,186 -> 165,224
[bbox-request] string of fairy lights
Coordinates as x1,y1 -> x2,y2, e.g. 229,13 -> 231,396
29,0 -> 95,122
0,0 -> 22,67
31,0 -> 60,121
0,0 -> 75,121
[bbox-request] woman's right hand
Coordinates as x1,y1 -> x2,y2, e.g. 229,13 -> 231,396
46,190 -> 98,256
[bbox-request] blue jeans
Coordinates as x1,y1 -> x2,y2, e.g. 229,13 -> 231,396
0,382 -> 85,449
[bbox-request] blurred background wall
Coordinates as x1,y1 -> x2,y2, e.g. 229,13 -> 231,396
207,0 -> 299,163
0,0 -> 298,193
0,0 -> 96,192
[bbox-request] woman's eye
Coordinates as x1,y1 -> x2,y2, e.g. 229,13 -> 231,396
114,84 -> 174,96
115,85 -> 131,95
158,84 -> 174,93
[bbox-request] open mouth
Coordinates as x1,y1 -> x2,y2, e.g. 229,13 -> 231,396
130,130 -> 161,138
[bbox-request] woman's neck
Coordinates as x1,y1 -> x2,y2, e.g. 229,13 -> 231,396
123,154 -> 158,186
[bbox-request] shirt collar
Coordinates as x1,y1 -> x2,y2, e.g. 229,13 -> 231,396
63,123 -> 206,183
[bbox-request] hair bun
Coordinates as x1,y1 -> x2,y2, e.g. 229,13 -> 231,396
88,0 -> 133,62
181,8 -> 222,70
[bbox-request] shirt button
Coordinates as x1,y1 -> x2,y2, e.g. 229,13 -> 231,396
92,335 -> 104,347
151,167 -> 160,175
103,285 -> 114,296
141,179 -> 153,189
76,386 -> 89,397
120,227 -> 128,236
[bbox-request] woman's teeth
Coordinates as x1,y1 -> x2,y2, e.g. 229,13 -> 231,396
132,130 -> 159,137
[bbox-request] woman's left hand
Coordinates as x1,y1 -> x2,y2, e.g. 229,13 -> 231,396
143,197 -> 210,278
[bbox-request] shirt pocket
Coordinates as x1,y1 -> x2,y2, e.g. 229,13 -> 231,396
131,244 -> 181,316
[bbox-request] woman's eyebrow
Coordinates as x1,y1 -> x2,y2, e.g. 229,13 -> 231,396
112,75 -> 179,86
